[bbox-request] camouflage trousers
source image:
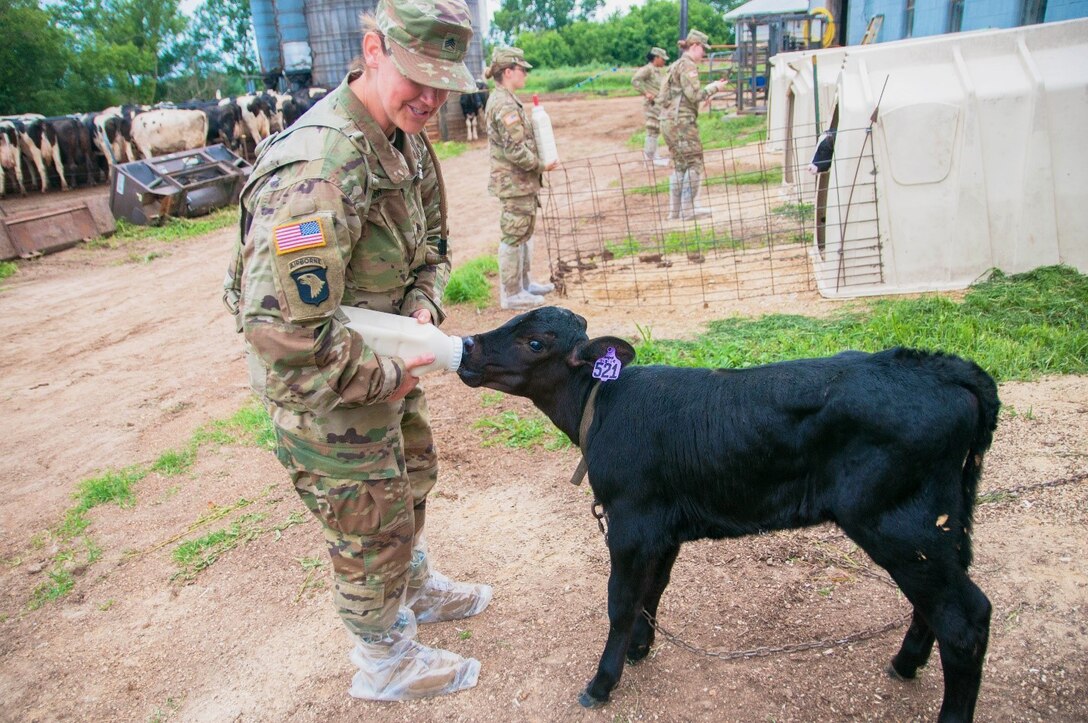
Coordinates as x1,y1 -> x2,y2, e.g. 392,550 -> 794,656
661,115 -> 704,175
277,387 -> 438,637
498,194 -> 539,248
643,99 -> 661,138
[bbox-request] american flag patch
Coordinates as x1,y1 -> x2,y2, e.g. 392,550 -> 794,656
274,218 -> 326,254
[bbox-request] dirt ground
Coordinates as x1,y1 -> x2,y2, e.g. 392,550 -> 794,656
1,94 -> 1086,723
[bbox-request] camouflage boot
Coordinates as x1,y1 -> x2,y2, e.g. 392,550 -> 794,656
349,607 -> 480,701
682,169 -> 711,219
406,535 -> 493,623
499,242 -> 544,310
520,239 -> 554,296
667,172 -> 683,220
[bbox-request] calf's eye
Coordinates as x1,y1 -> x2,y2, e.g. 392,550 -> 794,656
528,340 -> 544,352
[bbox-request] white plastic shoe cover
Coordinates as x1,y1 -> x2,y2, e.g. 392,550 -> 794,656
348,607 -> 480,701
410,571 -> 493,623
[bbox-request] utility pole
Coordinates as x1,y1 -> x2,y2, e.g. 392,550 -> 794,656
680,0 -> 688,39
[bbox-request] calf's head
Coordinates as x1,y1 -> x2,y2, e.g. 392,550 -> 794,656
458,306 -> 636,404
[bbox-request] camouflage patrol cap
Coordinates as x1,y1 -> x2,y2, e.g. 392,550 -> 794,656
681,29 -> 710,50
650,47 -> 669,60
490,46 -> 533,71
376,0 -> 476,93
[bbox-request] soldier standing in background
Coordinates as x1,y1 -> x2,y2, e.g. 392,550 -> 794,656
656,29 -> 726,220
631,46 -> 670,166
223,0 -> 491,701
483,46 -> 558,310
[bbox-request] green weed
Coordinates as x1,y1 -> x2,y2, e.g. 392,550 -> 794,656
171,512 -> 266,581
605,226 -> 740,260
94,206 -> 238,248
431,140 -> 470,160
634,266 -> 1088,383
28,569 -> 74,610
0,260 -> 17,282
445,255 -> 498,309
773,202 -> 814,222
473,411 -> 572,450
627,165 -> 783,195
151,448 -> 196,476
629,113 -> 768,151
480,391 -> 505,407
523,65 -> 637,96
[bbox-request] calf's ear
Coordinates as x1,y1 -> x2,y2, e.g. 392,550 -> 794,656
570,336 -> 637,369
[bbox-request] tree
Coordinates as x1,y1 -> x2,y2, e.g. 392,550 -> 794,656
493,0 -> 605,41
50,0 -> 189,104
0,0 -> 72,115
160,0 -> 258,100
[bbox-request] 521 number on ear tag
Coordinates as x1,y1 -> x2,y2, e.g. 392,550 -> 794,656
592,347 -> 622,382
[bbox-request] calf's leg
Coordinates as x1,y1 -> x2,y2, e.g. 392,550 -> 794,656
845,520 -> 991,723
626,544 -> 680,664
888,610 -> 937,680
579,538 -> 663,707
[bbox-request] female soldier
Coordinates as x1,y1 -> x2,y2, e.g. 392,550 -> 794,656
656,29 -> 726,219
630,46 -> 670,165
483,46 -> 558,310
224,0 -> 490,702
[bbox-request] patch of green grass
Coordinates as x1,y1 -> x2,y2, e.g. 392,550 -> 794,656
0,260 -> 17,283
773,202 -> 814,222
445,255 -> 498,309
523,65 -> 637,96
192,400 -> 276,450
473,411 -> 572,450
171,512 -> 266,581
634,266 -> 1088,382
91,205 -> 238,248
432,140 -> 470,160
701,113 -> 768,149
480,391 -> 505,407
150,448 -> 196,476
28,569 -> 75,610
628,165 -> 783,195
605,226 -> 740,260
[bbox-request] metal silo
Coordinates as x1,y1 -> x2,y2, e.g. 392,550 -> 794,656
249,0 -> 283,75
275,0 -> 315,80
305,0 -> 376,88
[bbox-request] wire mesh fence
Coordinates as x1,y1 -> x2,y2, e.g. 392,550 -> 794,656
539,125 -> 881,307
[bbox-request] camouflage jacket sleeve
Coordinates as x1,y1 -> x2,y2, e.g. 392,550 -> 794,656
401,135 -> 451,325
631,64 -> 658,96
241,172 -> 406,414
679,57 -> 712,107
489,97 -> 543,174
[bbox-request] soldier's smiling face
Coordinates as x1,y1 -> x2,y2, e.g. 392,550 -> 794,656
361,31 -> 450,135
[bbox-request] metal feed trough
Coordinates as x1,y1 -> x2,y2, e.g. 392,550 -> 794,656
109,144 -> 251,225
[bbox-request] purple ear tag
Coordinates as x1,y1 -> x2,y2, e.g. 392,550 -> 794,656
592,347 -> 622,381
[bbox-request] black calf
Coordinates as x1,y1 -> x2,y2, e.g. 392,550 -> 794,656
458,306 -> 999,722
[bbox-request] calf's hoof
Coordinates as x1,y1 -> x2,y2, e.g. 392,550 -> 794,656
578,688 -> 609,708
625,643 -> 651,665
886,661 -> 918,681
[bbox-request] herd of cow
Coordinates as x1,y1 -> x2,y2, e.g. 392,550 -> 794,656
0,87 -> 330,198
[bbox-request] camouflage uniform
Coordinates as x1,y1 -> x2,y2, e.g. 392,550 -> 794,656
484,46 -> 553,309
656,30 -> 723,219
631,48 -> 668,148
228,70 -> 453,639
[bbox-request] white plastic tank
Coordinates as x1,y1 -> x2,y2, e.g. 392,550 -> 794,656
802,18 -> 1088,298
